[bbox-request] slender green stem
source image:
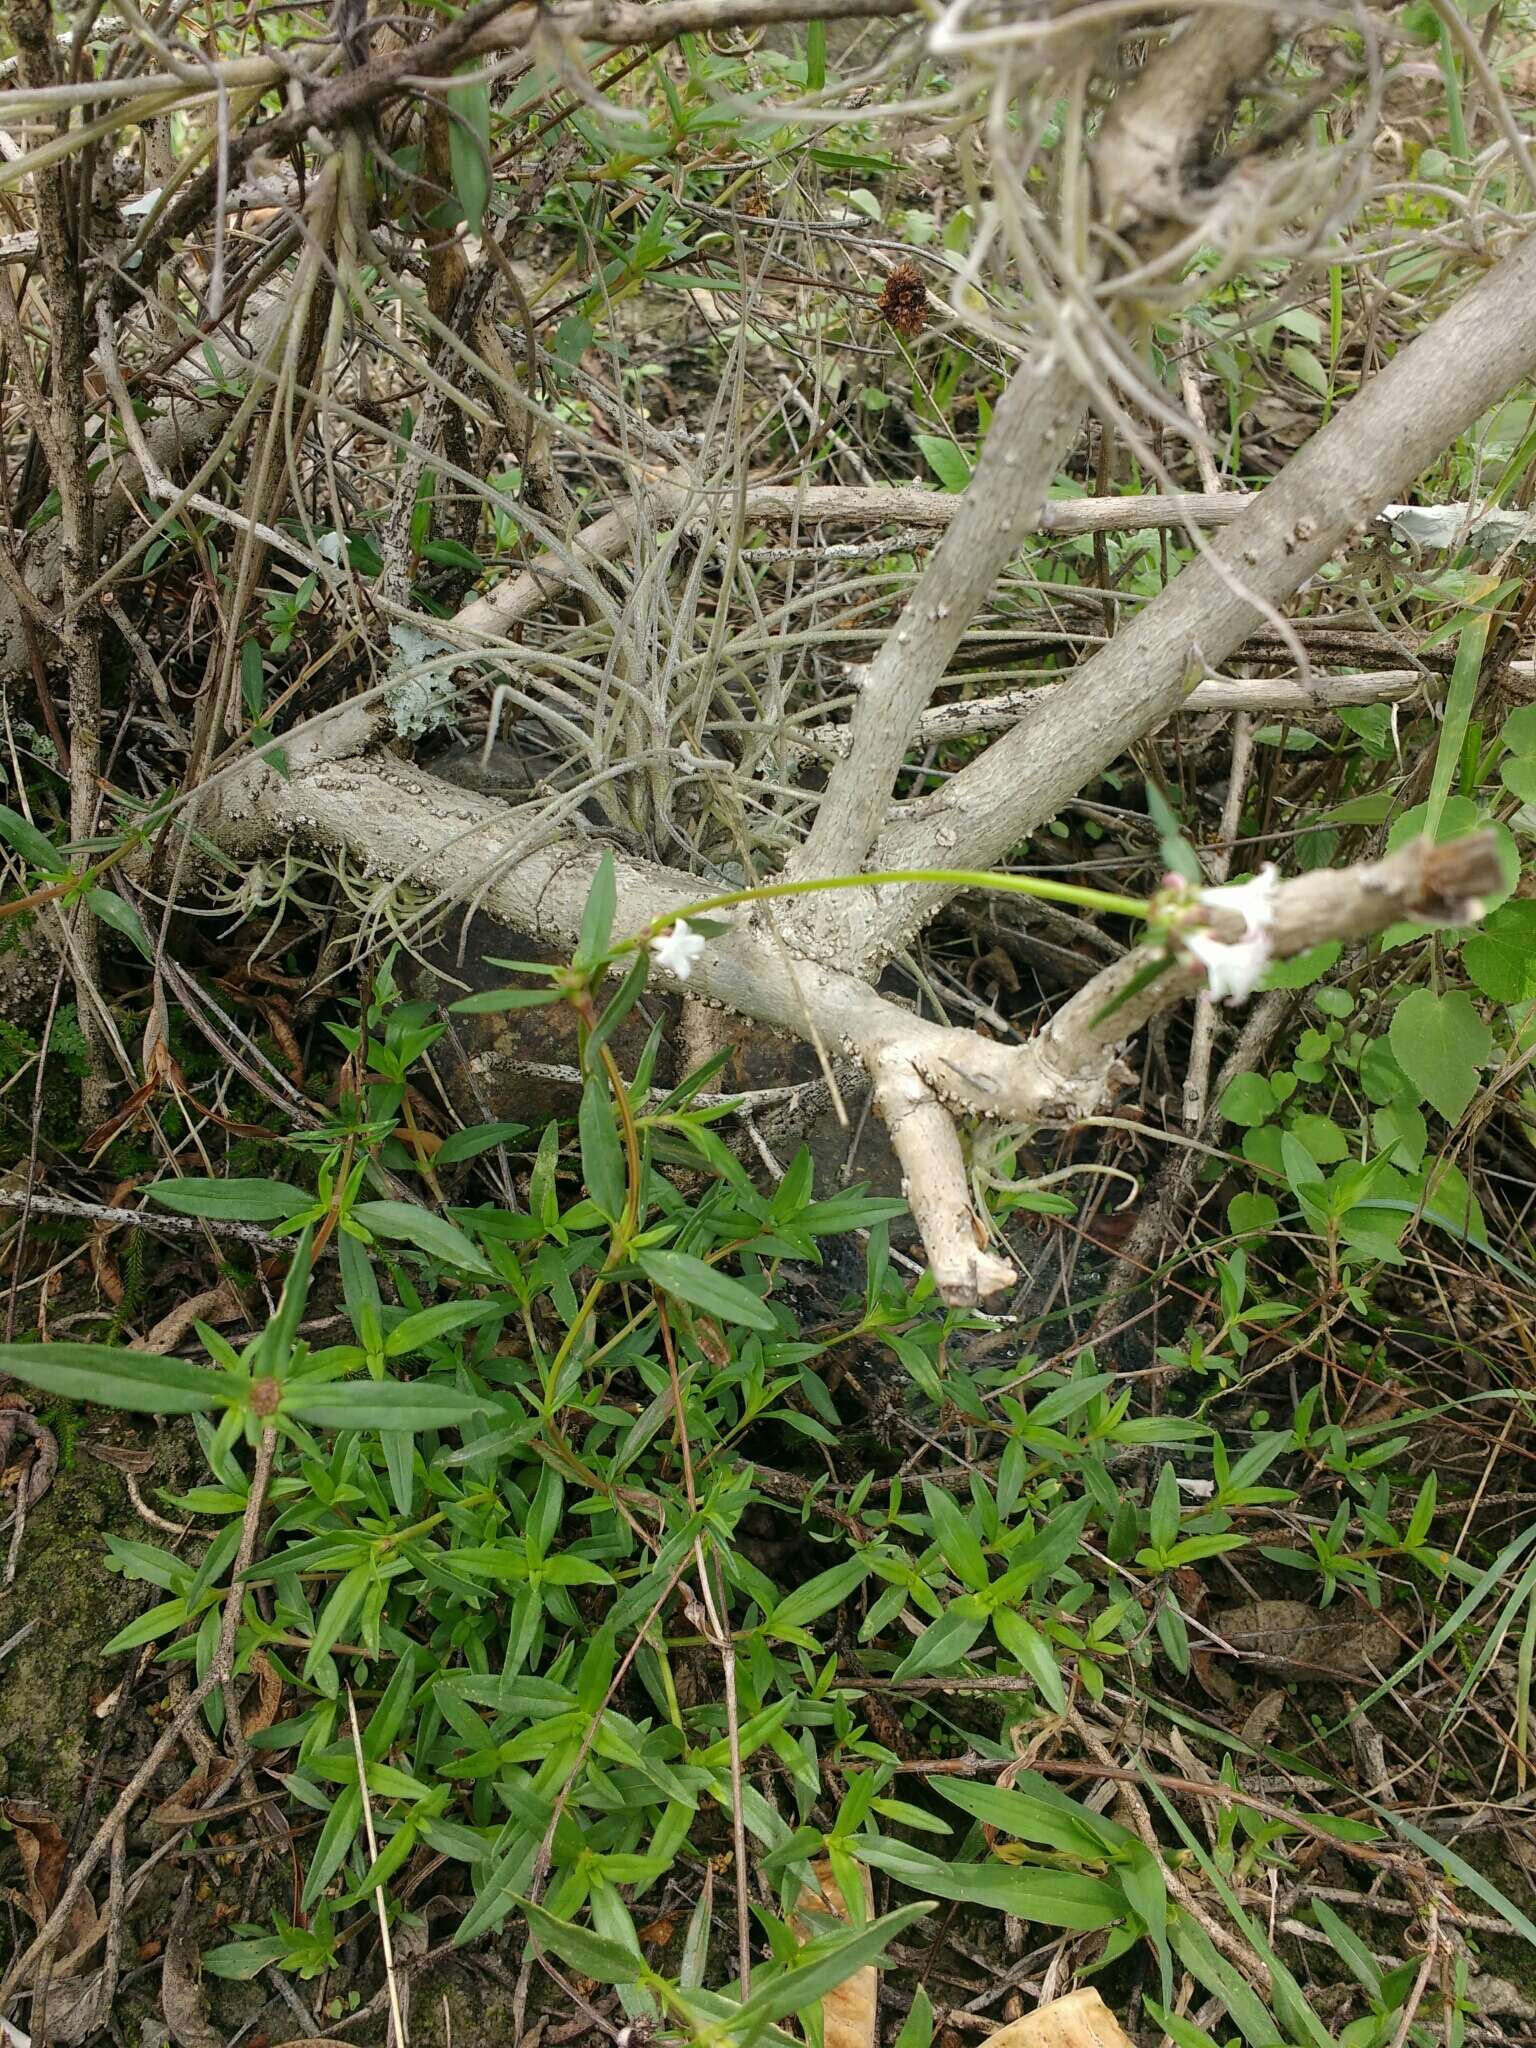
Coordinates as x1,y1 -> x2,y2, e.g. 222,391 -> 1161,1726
638,867 -> 1150,942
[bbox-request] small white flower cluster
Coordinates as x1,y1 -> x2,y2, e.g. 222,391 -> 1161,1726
650,919 -> 707,980
1183,864 -> 1280,1004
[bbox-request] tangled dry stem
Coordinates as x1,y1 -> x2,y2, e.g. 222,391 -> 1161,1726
8,0 -> 1536,1305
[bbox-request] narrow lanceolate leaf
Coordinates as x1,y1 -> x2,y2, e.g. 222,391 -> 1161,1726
434,1121 -> 529,1162
767,1556 -> 873,1634
574,848 -> 618,970
148,1177 -> 310,1222
450,987 -> 562,1014
579,1073 -> 626,1223
0,1343 -> 234,1414
447,67 -> 491,234
636,1248 -> 776,1332
281,1379 -> 500,1431
350,1201 -> 494,1276
301,1784 -> 363,1910
382,1300 -> 502,1358
992,1608 -> 1068,1713
86,887 -> 153,960
0,800 -> 62,871
519,1898 -> 646,1983
734,1903 -> 932,2030
853,1840 -> 1125,1930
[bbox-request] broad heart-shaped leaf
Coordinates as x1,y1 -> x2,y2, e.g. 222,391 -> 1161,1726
1388,988 -> 1491,1124
1463,900 -> 1536,1004
635,1248 -> 776,1331
148,1177 -> 310,1222
280,1379 -> 501,1431
0,1343 -> 233,1413
350,1200 -> 493,1276
1219,1072 -> 1275,1127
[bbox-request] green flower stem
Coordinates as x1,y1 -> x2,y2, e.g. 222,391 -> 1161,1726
637,867 -> 1149,943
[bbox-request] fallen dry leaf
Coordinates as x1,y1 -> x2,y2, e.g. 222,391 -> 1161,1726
1208,1600 -> 1402,1681
0,1803 -> 113,2044
0,1404 -> 58,1517
243,1649 -> 284,1738
977,1988 -> 1138,2048
1238,1688 -> 1288,1750
793,1857 -> 876,2048
131,1278 -> 246,1355
29,1967 -> 115,2045
2,1802 -> 100,1960
150,1758 -> 238,1829
161,1876 -> 222,2048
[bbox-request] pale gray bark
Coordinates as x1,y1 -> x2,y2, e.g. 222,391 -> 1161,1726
778,350 -> 1088,916
865,223 -> 1536,955
175,738 -> 1501,1302
1092,7 -> 1280,233
797,669 -> 1423,761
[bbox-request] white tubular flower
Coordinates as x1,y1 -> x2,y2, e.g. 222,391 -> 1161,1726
1185,929 -> 1272,1004
650,919 -> 707,980
1197,862 -> 1279,938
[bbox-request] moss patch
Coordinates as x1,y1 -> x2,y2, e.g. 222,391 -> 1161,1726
0,1421 -> 189,1812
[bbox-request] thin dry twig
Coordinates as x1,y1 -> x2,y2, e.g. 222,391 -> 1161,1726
345,1686 -> 409,2048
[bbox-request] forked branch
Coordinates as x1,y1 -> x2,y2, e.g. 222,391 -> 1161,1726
164,743 -> 1502,1303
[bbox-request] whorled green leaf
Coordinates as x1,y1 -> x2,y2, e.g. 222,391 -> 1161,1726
0,1342 -> 235,1414
281,1378 -> 500,1431
854,1839 -> 1124,1929
350,1200 -> 494,1275
636,1247 -> 776,1332
148,1177 -> 309,1221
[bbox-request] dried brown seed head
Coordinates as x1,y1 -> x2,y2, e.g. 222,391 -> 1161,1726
879,261 -> 929,340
